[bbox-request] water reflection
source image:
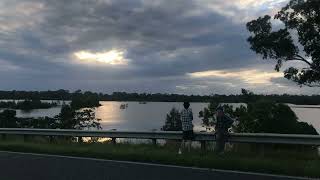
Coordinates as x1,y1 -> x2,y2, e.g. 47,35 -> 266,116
1,100 -> 319,133
95,101 -> 208,131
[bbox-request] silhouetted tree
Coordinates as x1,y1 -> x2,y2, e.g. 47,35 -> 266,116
199,101 -> 236,132
200,90 -> 318,135
233,100 -> 317,135
55,105 -> 77,129
247,0 -> 320,86
71,91 -> 101,109
0,110 -> 18,128
199,101 -> 218,129
54,105 -> 101,130
162,107 -> 182,131
0,100 -> 57,110
241,88 -> 257,103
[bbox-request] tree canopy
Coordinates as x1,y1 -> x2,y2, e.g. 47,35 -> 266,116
247,0 -> 320,86
162,107 -> 182,131
199,90 -> 318,135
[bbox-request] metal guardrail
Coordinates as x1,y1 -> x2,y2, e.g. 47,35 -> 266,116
0,128 -> 320,146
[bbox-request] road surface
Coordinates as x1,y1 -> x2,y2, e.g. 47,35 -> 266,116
0,151 -> 313,180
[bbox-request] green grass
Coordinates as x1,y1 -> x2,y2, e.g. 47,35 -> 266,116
0,139 -> 319,178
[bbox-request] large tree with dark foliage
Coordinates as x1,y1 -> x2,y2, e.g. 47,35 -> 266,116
162,108 -> 182,131
199,90 -> 318,135
70,90 -> 101,109
54,105 -> 101,130
247,0 -> 320,87
0,110 -> 18,128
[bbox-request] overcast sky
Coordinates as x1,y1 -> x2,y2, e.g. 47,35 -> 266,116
0,0 -> 319,95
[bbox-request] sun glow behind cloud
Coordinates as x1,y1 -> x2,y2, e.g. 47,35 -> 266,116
188,69 -> 283,85
74,50 -> 129,65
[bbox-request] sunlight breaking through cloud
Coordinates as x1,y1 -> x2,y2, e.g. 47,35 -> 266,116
187,69 -> 283,85
74,50 -> 129,65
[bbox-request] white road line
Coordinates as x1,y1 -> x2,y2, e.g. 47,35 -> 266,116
0,150 -> 316,180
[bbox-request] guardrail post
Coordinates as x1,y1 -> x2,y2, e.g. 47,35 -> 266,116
23,134 -> 28,142
78,137 -> 83,143
111,138 -> 116,145
1,134 -> 6,140
152,138 -> 157,146
261,144 -> 265,157
201,141 -> 207,151
49,136 -> 54,143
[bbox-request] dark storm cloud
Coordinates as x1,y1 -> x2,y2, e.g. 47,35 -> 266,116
0,0 -> 311,94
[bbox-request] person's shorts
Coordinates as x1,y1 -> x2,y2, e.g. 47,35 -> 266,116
183,130 -> 194,140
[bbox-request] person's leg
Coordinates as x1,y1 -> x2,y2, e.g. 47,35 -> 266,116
179,139 -> 185,154
187,131 -> 194,152
220,133 -> 226,153
179,131 -> 186,154
215,132 -> 223,153
186,140 -> 191,152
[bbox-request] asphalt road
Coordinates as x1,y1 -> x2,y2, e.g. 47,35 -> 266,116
0,151 -> 313,180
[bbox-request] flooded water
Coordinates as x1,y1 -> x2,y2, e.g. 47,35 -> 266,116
94,101 -> 208,131
1,101 -> 319,133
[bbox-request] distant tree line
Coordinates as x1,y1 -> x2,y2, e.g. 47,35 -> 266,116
0,101 -> 101,130
1,89 -> 320,105
0,107 -> 101,130
0,99 -> 57,110
0,90 -> 102,130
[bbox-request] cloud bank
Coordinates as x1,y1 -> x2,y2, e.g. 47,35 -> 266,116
0,0 -> 318,95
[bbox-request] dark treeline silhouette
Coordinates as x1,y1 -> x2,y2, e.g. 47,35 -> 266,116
199,89 -> 318,135
1,89 -> 320,104
70,90 -> 101,109
0,98 -> 101,130
0,90 -> 101,131
0,99 -> 57,110
197,89 -> 318,154
0,108 -> 101,130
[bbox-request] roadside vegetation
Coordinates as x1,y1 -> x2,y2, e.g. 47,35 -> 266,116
0,139 -> 319,178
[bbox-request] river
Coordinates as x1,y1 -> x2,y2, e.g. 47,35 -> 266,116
3,101 -> 319,133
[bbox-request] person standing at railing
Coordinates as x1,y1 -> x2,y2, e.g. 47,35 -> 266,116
178,102 -> 194,154
214,106 -> 234,154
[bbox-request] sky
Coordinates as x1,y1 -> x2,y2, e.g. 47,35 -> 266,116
0,0 -> 319,95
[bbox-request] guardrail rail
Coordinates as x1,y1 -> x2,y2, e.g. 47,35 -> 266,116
0,128 -> 320,149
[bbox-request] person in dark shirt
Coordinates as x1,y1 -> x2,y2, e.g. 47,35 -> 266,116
214,106 -> 234,154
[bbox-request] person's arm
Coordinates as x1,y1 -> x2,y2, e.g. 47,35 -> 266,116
226,115 -> 234,124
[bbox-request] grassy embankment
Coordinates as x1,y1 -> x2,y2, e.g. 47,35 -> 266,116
0,137 -> 319,178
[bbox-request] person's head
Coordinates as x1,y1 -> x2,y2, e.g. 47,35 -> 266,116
183,102 -> 190,109
216,106 -> 224,117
